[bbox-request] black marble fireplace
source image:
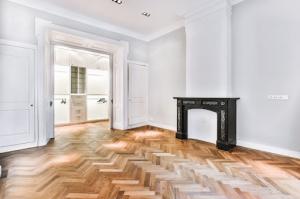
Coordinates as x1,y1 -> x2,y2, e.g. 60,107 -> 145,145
174,97 -> 239,151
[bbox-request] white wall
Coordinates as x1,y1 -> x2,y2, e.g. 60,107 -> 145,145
185,3 -> 230,143
232,0 -> 300,153
148,28 -> 186,129
0,0 -> 148,62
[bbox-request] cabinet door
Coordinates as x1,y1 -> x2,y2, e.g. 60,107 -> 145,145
87,95 -> 108,121
87,69 -> 109,95
54,65 -> 70,95
70,51 -> 86,67
94,57 -> 110,70
54,95 -> 70,124
54,48 -> 70,66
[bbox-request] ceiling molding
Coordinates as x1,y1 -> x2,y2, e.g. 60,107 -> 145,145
7,0 -> 147,41
6,0 -> 247,42
183,0 -> 228,25
230,0 -> 246,5
145,20 -> 185,42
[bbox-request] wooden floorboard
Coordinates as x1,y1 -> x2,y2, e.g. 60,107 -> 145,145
0,122 -> 300,199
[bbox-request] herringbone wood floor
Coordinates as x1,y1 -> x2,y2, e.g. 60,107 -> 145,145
0,122 -> 300,199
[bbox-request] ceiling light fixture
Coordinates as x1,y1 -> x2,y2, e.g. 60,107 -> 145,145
112,0 -> 122,5
142,12 -> 151,17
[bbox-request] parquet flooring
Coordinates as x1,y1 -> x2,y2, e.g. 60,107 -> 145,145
0,122 -> 300,199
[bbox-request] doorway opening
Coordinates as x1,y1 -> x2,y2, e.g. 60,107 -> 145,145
53,45 -> 113,131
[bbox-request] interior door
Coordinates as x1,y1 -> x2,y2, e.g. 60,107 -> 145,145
0,43 -> 36,151
128,63 -> 148,126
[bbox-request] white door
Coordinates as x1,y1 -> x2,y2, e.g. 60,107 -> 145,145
0,43 -> 36,151
54,95 -> 70,124
128,63 -> 148,126
87,95 -> 109,121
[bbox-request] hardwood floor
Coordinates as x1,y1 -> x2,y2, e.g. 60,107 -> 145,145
0,122 -> 300,199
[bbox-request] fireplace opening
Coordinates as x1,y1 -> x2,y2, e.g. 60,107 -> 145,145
188,109 -> 217,144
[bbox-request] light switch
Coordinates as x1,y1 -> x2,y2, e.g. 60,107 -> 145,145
268,95 -> 289,100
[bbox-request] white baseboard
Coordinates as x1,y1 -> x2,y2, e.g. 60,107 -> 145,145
0,142 -> 38,153
146,123 -> 300,159
238,140 -> 300,159
148,122 -> 176,131
127,122 -> 148,129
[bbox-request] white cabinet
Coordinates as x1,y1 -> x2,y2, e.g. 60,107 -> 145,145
54,95 -> 70,125
54,47 -> 70,66
70,95 -> 87,123
87,69 -> 109,95
54,65 -> 70,95
87,95 -> 109,121
70,51 -> 86,67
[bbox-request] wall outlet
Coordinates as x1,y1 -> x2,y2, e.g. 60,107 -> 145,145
268,95 -> 289,100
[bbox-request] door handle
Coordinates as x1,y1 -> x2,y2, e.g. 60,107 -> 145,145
50,101 -> 53,107
61,99 -> 67,104
97,98 -> 107,104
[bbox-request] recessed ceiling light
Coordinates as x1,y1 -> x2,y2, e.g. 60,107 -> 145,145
112,0 -> 122,5
142,12 -> 151,17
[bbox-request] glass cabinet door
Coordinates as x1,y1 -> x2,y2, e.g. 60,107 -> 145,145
71,66 -> 86,94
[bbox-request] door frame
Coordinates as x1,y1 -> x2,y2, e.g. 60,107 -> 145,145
0,39 -> 38,153
36,18 -> 130,146
51,43 -> 114,129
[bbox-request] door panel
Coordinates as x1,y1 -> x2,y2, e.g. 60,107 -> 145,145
54,65 -> 70,95
0,44 -> 35,148
87,69 -> 109,95
128,63 -> 148,126
54,47 -> 70,66
54,95 -> 70,124
87,95 -> 109,121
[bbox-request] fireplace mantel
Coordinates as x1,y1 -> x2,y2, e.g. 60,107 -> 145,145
174,97 -> 240,151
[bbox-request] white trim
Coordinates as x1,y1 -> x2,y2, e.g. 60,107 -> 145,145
147,121 -> 300,159
145,21 -> 185,42
127,122 -> 148,130
0,142 -> 38,153
230,0 -> 246,5
35,18 -> 130,147
127,60 -> 149,67
0,39 -> 37,50
7,0 -> 145,41
238,140 -> 300,159
148,122 -> 176,132
5,0 -> 246,42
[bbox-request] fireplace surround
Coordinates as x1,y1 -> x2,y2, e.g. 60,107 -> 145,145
174,97 -> 239,151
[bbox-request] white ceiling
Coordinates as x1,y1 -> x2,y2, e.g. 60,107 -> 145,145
9,0 -> 210,40
8,0 -> 243,41
43,0 -> 204,33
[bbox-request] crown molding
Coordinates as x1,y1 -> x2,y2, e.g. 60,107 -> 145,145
145,20 -> 185,42
230,0 -> 246,5
7,0 -> 146,41
6,0 -> 246,42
